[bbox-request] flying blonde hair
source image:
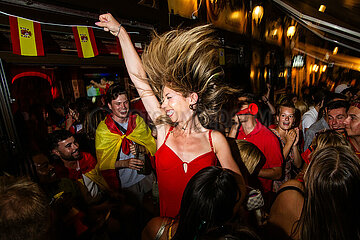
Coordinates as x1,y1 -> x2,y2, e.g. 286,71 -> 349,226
142,25 -> 239,128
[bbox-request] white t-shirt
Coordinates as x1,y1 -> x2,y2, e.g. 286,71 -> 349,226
301,106 -> 318,135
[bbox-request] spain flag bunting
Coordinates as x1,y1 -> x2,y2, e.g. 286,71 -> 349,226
72,26 -> 98,58
9,16 -> 44,56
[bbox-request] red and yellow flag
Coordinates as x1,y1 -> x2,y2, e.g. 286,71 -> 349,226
72,26 -> 98,58
9,16 -> 44,56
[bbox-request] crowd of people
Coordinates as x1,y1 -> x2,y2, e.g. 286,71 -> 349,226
1,13 -> 360,240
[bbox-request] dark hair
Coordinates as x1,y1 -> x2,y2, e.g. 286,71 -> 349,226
325,92 -> 347,104
325,100 -> 349,112
239,93 -> 258,104
341,87 -> 356,95
106,83 -> 129,105
83,107 -> 108,141
0,176 -> 50,240
47,130 -> 73,151
257,101 -> 273,127
298,146 -> 360,240
312,88 -> 327,106
173,166 -> 241,240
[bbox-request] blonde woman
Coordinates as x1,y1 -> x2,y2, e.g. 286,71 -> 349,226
96,13 -> 242,218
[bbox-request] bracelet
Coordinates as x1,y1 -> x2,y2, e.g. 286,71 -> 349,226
117,24 -> 122,37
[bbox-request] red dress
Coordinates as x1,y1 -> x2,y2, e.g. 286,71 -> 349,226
155,127 -> 217,218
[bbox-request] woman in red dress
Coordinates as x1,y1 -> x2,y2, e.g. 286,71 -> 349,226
96,13 -> 243,218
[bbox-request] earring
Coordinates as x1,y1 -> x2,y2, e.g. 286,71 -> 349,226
189,104 -> 196,111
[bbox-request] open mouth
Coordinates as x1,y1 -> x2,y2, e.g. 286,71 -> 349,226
166,110 -> 174,118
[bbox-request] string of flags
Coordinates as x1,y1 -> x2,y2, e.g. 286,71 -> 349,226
5,13 -> 129,59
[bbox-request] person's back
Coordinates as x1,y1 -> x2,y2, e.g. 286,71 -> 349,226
268,180 -> 304,239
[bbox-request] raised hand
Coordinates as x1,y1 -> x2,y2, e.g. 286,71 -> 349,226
95,13 -> 121,37
293,127 -> 300,146
285,129 -> 296,145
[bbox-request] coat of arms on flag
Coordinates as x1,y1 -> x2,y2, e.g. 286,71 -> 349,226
9,16 -> 44,56
72,26 -> 98,58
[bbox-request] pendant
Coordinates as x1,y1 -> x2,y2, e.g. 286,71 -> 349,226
183,162 -> 188,173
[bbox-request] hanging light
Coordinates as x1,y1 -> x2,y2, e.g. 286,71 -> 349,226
271,29 -> 278,37
250,70 -> 255,79
322,65 -> 327,72
312,64 -> 319,72
252,6 -> 264,25
318,5 -> 326,12
333,47 -> 338,55
287,26 -> 296,39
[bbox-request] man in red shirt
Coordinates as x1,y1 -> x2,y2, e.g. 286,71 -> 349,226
49,130 -> 108,200
229,94 -> 283,195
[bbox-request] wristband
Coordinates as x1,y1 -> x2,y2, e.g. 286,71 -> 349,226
117,24 -> 122,37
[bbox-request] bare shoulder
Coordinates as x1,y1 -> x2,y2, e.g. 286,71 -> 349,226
210,130 -> 231,150
210,130 -> 227,143
274,180 -> 305,205
156,124 -> 171,148
142,217 -> 168,240
279,179 -> 304,192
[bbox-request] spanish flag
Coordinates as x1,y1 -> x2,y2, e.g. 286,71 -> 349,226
9,16 -> 44,56
95,114 -> 156,190
72,26 -> 98,58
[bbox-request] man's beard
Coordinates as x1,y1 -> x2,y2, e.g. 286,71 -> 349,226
60,150 -> 81,161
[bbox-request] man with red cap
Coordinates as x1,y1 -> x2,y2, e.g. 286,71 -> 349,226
229,93 -> 283,198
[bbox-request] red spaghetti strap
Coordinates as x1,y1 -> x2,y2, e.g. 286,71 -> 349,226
209,130 -> 214,152
164,126 -> 174,143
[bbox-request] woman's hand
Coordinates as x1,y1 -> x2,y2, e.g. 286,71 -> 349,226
293,127 -> 300,146
95,13 -> 121,37
285,129 -> 296,145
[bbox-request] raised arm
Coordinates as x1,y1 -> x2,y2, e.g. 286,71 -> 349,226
90,80 -> 106,89
95,13 -> 164,124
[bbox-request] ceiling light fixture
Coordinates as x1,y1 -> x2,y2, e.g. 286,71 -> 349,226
287,26 -> 296,39
333,47 -> 338,55
252,6 -> 264,25
318,5 -> 326,12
